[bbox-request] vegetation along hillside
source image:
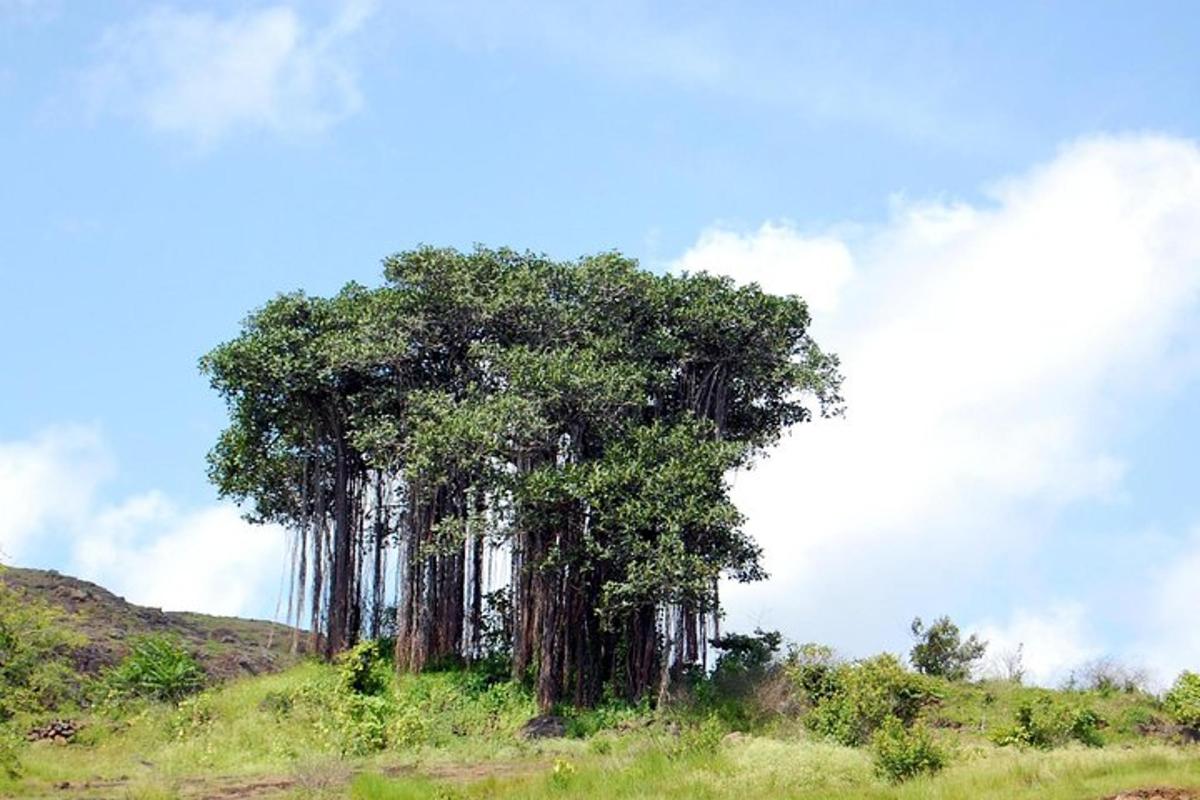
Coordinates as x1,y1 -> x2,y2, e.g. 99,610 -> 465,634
4,249 -> 1197,798
2,570 -> 1200,799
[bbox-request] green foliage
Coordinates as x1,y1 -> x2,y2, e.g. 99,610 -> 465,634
168,692 -> 218,740
550,757 -> 577,789
0,725 -> 21,780
105,635 -> 204,703
710,629 -> 782,680
338,640 -> 390,696
786,642 -> 842,708
1164,671 -> 1200,730
562,693 -> 650,738
668,716 -> 726,760
909,616 -> 986,681
804,654 -> 938,747
992,694 -> 1105,749
277,652 -> 536,755
0,579 -> 81,720
203,245 -> 843,705
870,716 -> 946,782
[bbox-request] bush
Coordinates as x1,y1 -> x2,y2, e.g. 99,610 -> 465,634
871,716 -> 946,782
106,635 -> 204,703
0,581 -> 81,719
909,616 -> 986,681
668,715 -> 725,760
992,695 -> 1104,749
1073,658 -> 1150,695
1165,671 -> 1200,730
804,654 -> 938,746
0,725 -> 22,780
786,642 -> 842,708
337,640 -> 390,696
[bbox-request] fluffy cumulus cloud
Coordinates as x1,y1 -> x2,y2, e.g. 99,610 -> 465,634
82,0 -> 376,145
1136,530 -> 1200,680
0,426 -> 285,617
673,135 -> 1200,679
672,222 -> 854,315
973,604 -> 1100,686
0,425 -> 112,561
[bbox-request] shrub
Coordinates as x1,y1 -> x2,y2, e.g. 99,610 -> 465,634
804,654 -> 938,746
332,692 -> 393,755
710,629 -> 782,679
669,715 -> 725,760
0,725 -> 22,780
992,695 -> 1104,749
871,716 -> 946,782
550,757 -> 577,789
1165,671 -> 1200,730
1073,658 -> 1150,695
909,616 -> 986,681
337,640 -> 390,696
106,635 -> 204,702
168,692 -> 217,739
388,703 -> 428,749
786,642 -> 842,707
0,581 -> 81,719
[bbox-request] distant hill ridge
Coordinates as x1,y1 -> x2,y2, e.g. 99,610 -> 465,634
0,566 -> 307,681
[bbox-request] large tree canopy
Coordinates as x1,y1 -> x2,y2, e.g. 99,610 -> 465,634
202,246 -> 842,710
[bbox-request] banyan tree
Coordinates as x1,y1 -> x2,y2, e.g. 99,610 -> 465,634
202,246 -> 842,710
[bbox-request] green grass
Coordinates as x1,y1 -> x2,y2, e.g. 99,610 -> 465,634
352,743 -> 1200,800
2,660 -> 1195,800
927,677 -> 1167,746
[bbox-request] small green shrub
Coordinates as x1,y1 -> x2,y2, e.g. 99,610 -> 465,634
804,654 -> 938,746
670,715 -> 724,759
334,692 -> 393,755
909,616 -> 986,681
992,695 -> 1104,749
258,689 -> 293,718
1165,671 -> 1200,730
550,757 -> 577,789
786,642 -> 841,708
168,692 -> 217,739
563,693 -> 649,738
106,635 -> 204,702
0,581 -> 81,719
388,703 -> 428,749
338,640 -> 390,697
871,716 -> 946,782
0,725 -> 22,780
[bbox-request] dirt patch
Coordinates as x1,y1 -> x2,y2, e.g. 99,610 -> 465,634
184,778 -> 296,799
384,759 -> 549,784
1104,789 -> 1199,800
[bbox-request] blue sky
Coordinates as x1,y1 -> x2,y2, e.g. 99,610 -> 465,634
3,0 -> 1200,685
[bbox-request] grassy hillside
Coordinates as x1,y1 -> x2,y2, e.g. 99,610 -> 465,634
4,657 -> 1199,799
2,570 -> 1197,799
0,567 -> 306,680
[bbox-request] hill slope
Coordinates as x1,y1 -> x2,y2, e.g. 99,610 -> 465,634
0,567 -> 306,681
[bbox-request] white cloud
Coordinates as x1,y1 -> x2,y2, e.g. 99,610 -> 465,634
1135,530 -> 1200,683
83,1 -> 375,146
74,492 -> 286,616
673,222 -> 853,315
0,425 -> 111,561
0,426 -> 285,618
973,604 -> 1100,686
676,135 -> 1200,670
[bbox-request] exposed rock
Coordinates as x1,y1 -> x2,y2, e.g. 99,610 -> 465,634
519,715 -> 569,739
26,720 -> 81,744
0,567 -> 307,683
